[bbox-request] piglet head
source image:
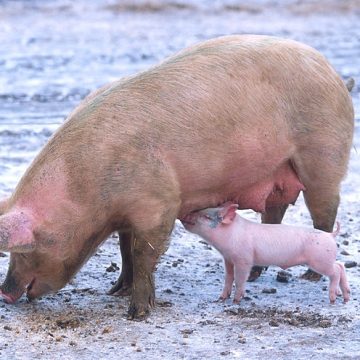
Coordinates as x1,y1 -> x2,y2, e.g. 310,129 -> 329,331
182,202 -> 239,236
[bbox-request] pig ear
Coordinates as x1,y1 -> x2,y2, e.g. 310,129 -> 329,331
220,204 -> 239,224
0,211 -> 35,253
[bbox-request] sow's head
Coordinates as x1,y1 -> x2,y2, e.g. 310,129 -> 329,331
0,209 -> 69,303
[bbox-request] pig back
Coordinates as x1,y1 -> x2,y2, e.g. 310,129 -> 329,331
15,35 -> 354,216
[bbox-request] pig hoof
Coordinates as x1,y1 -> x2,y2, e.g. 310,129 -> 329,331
107,276 -> 133,296
127,292 -> 155,321
127,304 -> 150,321
107,285 -> 132,297
247,266 -> 264,282
300,269 -> 322,282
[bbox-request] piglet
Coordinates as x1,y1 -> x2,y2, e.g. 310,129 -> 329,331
182,203 -> 350,304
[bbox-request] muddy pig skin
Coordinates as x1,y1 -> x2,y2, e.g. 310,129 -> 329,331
182,203 -> 350,304
0,35 -> 354,319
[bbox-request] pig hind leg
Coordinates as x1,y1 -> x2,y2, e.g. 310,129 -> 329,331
248,205 -> 289,281
108,230 -> 134,296
293,147 -> 348,280
308,260 -> 343,303
337,262 -> 350,302
323,264 -> 342,304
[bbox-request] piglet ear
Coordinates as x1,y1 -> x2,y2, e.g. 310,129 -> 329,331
0,211 -> 35,253
220,204 -> 239,224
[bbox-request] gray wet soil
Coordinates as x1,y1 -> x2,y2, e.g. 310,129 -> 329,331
0,1 -> 360,359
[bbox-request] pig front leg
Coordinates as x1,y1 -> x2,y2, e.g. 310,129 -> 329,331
108,230 -> 134,296
219,259 -> 234,301
127,203 -> 178,320
233,262 -> 252,303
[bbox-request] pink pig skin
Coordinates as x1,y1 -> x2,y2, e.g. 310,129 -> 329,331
183,203 -> 350,304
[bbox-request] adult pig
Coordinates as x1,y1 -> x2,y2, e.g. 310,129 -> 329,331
0,35 -> 354,319
182,203 -> 350,304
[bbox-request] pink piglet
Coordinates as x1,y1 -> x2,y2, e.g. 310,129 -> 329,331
182,202 -> 350,304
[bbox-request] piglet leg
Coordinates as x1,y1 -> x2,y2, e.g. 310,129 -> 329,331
233,264 -> 252,303
336,262 -> 350,303
326,264 -> 341,304
219,259 -> 234,301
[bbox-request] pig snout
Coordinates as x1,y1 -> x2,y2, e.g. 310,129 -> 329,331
181,213 -> 198,229
0,265 -> 30,304
0,289 -> 19,304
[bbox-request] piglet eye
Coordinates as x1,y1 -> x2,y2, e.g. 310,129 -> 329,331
203,215 -> 212,220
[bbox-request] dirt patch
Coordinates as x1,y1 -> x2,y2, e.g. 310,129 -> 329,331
225,306 -> 352,328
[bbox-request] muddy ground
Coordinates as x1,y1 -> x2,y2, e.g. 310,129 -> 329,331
0,1 -> 360,359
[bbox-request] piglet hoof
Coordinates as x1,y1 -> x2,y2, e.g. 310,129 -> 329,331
300,269 -> 322,282
232,298 -> 241,305
247,266 -> 264,282
218,295 -> 229,303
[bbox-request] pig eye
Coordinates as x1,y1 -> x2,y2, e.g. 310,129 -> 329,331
203,215 -> 212,220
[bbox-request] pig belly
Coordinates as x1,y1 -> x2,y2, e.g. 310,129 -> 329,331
235,162 -> 305,213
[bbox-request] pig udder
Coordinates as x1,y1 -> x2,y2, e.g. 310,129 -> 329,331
237,162 -> 305,213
